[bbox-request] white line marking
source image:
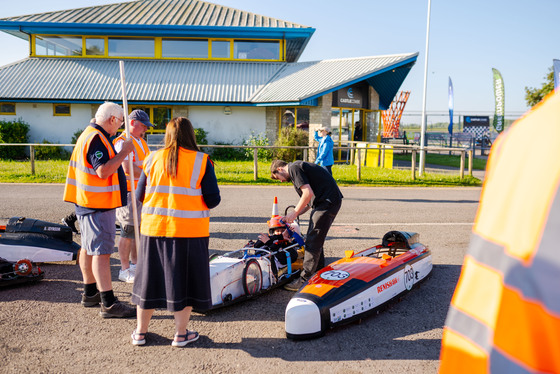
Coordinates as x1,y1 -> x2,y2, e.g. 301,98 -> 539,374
210,222 -> 473,226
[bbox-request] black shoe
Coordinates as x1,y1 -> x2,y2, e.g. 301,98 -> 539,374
284,277 -> 306,292
62,216 -> 78,234
81,292 -> 101,307
100,299 -> 136,319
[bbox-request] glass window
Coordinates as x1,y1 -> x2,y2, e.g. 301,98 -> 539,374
281,108 -> 296,129
85,38 -> 105,56
234,40 -> 279,60
153,107 -> 172,129
0,103 -> 16,115
296,108 -> 310,131
35,36 -> 82,56
211,41 -> 230,58
162,39 -> 208,58
108,38 -> 154,57
54,104 -> 71,116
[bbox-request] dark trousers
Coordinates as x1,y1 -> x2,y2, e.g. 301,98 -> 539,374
301,200 -> 341,279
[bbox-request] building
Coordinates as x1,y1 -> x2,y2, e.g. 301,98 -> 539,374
0,0 -> 417,148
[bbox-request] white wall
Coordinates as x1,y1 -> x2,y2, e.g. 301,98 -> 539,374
0,103 -> 93,144
188,106 -> 267,144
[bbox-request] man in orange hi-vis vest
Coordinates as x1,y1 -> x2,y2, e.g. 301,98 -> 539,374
113,109 -> 152,284
64,102 -> 136,319
439,91 -> 560,373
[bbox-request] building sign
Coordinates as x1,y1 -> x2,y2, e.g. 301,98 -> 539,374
332,84 -> 368,109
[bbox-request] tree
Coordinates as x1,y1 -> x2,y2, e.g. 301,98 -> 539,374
524,67 -> 554,107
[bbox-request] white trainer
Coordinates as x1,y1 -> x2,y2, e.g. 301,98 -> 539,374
118,268 -> 135,283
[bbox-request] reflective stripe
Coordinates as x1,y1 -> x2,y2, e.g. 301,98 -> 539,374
145,185 -> 202,196
69,160 -> 97,175
142,205 -> 210,219
190,152 -> 204,188
143,152 -> 155,178
445,305 -> 492,352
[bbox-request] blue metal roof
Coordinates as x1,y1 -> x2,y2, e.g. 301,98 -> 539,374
0,53 -> 417,107
0,0 -> 314,62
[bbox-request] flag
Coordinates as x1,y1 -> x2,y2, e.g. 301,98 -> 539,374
553,59 -> 560,90
448,77 -> 454,135
492,68 -> 505,133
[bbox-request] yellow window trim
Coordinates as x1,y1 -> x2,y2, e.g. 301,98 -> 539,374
31,34 -> 285,62
0,102 -> 16,115
53,104 -> 71,116
129,105 -> 173,134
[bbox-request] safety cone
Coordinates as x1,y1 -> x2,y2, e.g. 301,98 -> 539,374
271,196 -> 279,217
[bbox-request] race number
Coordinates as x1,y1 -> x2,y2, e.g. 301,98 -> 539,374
404,264 -> 415,290
320,270 -> 350,281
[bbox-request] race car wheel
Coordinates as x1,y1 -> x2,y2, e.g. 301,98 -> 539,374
242,259 -> 262,296
14,259 -> 33,276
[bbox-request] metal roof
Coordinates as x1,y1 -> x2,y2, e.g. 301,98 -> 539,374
0,53 -> 417,107
0,0 -> 314,62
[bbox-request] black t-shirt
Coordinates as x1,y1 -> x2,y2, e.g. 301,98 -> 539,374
288,161 -> 343,208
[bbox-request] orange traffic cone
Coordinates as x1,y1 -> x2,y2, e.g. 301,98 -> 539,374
271,196 -> 279,217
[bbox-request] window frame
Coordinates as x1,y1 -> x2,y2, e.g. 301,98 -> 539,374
53,104 -> 71,116
0,103 -> 16,115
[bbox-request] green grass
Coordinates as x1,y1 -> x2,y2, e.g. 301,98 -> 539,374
0,159 -> 481,187
393,152 -> 487,170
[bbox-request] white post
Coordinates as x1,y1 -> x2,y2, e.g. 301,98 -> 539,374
119,61 -> 141,253
418,0 -> 432,176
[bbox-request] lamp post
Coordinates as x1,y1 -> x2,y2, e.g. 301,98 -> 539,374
419,0 -> 432,176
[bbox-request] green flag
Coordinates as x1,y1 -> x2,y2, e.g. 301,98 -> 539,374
492,68 -> 505,133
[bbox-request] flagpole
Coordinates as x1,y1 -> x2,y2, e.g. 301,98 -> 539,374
118,60 -> 141,253
419,0 -> 432,176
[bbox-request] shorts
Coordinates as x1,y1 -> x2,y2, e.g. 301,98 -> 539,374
77,209 -> 116,256
116,191 -> 142,238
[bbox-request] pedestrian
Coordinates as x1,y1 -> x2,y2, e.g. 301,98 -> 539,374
314,126 -> 334,174
112,109 -> 153,283
131,117 -> 221,347
270,160 -> 343,291
63,101 -> 136,318
439,91 -> 560,373
354,121 -> 363,141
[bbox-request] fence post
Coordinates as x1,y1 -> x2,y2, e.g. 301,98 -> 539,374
303,147 -> 308,162
30,145 -> 35,175
356,148 -> 361,181
460,150 -> 465,179
468,150 -> 473,176
253,148 -> 258,181
411,149 -> 416,180
380,146 -> 385,169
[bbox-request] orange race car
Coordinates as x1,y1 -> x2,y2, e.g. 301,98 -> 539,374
285,231 -> 432,340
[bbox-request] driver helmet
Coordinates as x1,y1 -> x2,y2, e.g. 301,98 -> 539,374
267,215 -> 286,235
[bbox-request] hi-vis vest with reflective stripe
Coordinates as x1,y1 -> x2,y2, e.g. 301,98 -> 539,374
113,133 -> 150,192
63,126 -> 123,209
439,92 -> 560,374
141,148 -> 210,238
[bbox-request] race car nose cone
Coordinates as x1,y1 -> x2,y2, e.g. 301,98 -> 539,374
285,297 -> 322,340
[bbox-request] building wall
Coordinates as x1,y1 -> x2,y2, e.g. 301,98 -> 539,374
188,105 -> 267,144
0,103 -> 94,144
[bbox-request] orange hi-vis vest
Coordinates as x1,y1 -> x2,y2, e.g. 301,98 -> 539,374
63,126 -> 123,209
439,92 -> 560,373
112,133 -> 150,192
141,147 -> 210,238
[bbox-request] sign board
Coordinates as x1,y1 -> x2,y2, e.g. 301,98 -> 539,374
332,84 -> 368,109
463,116 -> 490,127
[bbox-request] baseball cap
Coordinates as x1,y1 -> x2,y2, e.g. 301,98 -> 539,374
129,109 -> 153,128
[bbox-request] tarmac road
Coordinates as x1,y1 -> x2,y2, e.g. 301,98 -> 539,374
0,184 -> 481,374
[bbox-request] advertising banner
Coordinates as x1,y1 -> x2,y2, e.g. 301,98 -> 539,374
553,59 -> 560,90
448,77 -> 454,135
492,68 -> 505,133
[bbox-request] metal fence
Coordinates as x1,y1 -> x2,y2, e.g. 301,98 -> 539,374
0,142 -> 474,181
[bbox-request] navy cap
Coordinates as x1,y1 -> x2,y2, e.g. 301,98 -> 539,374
129,109 -> 153,128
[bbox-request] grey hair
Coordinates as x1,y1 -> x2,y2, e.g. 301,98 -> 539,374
95,102 -> 123,125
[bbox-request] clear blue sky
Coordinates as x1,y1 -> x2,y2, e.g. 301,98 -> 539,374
1,0 -> 557,123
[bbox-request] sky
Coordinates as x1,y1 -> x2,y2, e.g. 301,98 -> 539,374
1,0 -> 558,124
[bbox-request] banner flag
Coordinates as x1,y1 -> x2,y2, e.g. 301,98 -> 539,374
553,59 -> 560,90
492,68 -> 505,133
448,77 -> 454,135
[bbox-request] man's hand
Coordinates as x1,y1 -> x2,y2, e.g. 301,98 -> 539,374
119,138 -> 135,156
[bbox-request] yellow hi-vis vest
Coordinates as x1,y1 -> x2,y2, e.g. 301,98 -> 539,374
140,147 -> 210,238
439,91 -> 560,374
112,133 -> 150,192
63,126 -> 123,209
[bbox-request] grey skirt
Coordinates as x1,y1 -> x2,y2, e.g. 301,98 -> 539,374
131,235 -> 212,312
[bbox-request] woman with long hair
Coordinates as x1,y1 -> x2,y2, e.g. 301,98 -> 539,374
131,117 -> 220,347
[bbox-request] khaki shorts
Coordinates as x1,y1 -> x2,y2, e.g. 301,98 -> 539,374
116,191 -> 142,239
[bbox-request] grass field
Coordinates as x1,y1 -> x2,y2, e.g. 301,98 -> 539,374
0,159 -> 482,187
